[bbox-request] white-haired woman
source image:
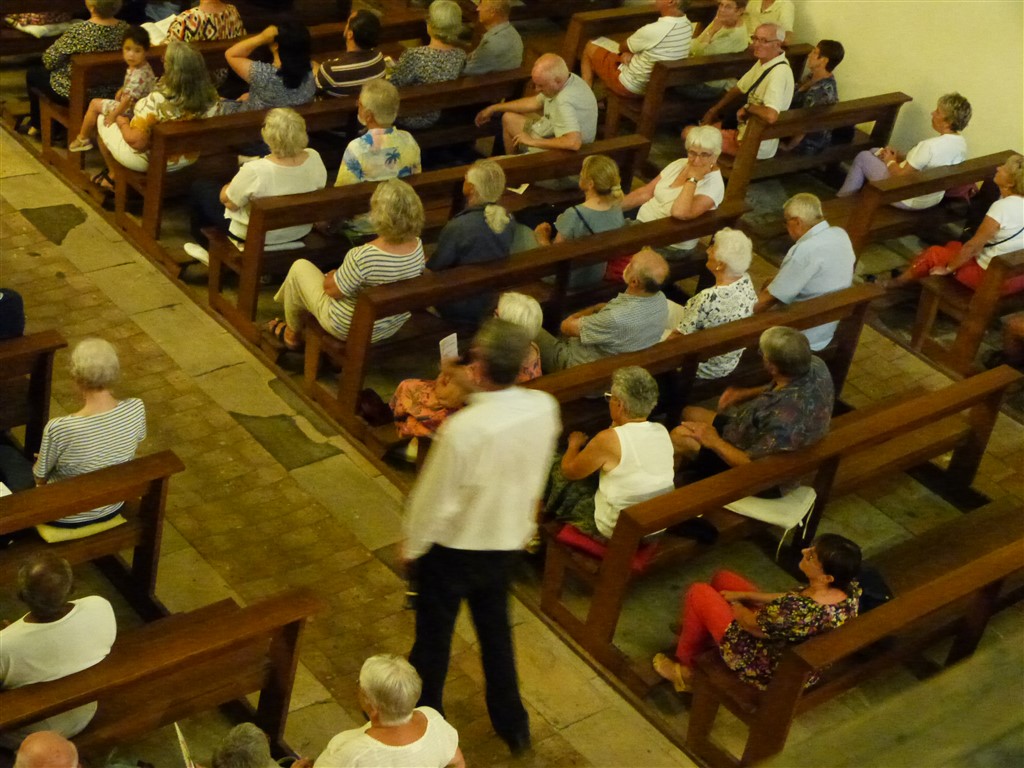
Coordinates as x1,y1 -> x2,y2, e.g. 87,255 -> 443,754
314,655 -> 465,768
267,179 -> 426,349
96,39 -> 220,186
535,154 -> 627,290
184,107 -> 328,265
543,365 -> 674,540
669,228 -> 758,378
621,124 -> 725,254
391,291 -> 543,440
32,338 -> 147,529
838,93 -> 972,210
22,0 -> 128,135
428,159 -> 515,321
390,0 -> 467,130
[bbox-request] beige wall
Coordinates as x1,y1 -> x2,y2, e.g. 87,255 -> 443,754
792,0 -> 1023,157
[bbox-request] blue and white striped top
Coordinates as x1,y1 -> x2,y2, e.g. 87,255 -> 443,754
33,398 -> 148,525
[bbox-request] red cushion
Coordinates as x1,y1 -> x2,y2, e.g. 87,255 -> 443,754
555,524 -> 660,574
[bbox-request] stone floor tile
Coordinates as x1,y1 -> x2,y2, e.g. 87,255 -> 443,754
131,302 -> 251,377
559,705 -> 699,768
284,701 -> 356,761
155,547 -> 239,612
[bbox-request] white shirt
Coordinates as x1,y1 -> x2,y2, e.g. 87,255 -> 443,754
637,160 -> 725,249
977,195 -> 1024,269
593,422 -> 674,538
735,52 -> 794,159
618,15 -> 692,95
0,596 -> 117,740
314,707 -> 458,768
404,386 -> 561,560
743,0 -> 795,37
899,133 -> 968,209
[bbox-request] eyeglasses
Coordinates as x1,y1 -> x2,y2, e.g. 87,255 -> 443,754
603,392 -> 615,402
687,149 -> 716,160
750,36 -> 777,44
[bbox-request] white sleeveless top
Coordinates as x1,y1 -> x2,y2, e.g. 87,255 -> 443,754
593,421 -> 675,538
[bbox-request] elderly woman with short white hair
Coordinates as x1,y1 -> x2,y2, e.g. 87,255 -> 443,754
621,124 -> 726,254
669,227 -> 758,378
33,338 -> 147,530
183,107 -> 328,265
390,0 -> 468,130
314,655 -> 465,768
267,179 -> 426,350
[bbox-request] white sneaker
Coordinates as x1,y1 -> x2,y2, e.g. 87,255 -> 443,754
183,242 -> 209,266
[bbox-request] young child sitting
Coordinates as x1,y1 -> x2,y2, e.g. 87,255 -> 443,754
69,26 -> 157,152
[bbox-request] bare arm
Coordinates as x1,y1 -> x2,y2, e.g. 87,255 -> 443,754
474,93 -> 545,126
620,175 -> 660,211
940,215 -> 1002,273
560,303 -> 606,337
515,130 -> 583,152
219,184 -> 240,211
677,420 -> 751,466
560,428 -> 620,481
702,85 -> 743,124
115,115 -> 149,151
743,102 -> 780,124
225,26 -> 277,82
447,747 -> 466,768
730,601 -> 768,637
323,270 -> 344,299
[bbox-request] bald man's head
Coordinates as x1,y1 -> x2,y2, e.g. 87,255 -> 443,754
15,732 -> 79,768
626,248 -> 669,293
531,53 -> 569,96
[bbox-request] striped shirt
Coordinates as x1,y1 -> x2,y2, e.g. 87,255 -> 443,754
618,15 -> 692,95
561,291 -> 669,367
316,50 -> 387,98
327,241 -> 426,342
33,398 -> 148,525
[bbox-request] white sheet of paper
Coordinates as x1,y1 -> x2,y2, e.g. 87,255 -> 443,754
175,723 -> 195,768
590,36 -> 621,54
507,183 -> 529,195
440,333 -> 458,364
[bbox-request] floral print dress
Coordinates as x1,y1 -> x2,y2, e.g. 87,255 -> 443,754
389,46 -> 467,129
719,584 -> 861,689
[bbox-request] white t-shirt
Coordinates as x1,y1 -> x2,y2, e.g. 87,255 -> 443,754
898,133 -> 968,209
977,195 -> 1024,269
225,149 -> 328,243
0,596 -> 117,740
593,422 -> 674,538
314,707 -> 459,768
743,0 -> 795,37
735,53 -> 794,159
618,15 -> 692,95
536,73 -> 598,144
637,159 -> 725,249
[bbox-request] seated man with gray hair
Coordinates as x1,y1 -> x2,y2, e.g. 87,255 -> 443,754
0,554 -> 117,747
671,326 -> 834,483
211,723 -> 310,768
544,366 -> 675,539
335,79 -> 422,186
535,248 -> 670,371
315,655 -> 464,768
463,0 -> 523,76
755,192 -> 855,350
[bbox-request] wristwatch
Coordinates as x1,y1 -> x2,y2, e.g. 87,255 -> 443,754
686,177 -> 699,184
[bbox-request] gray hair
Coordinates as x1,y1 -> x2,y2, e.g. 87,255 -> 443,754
465,160 -> 511,233
533,53 -> 569,87
87,0 -> 122,18
711,228 -> 752,277
759,326 -> 812,377
212,724 -> 276,768
757,22 -> 785,43
360,78 -> 400,127
628,248 -> 670,293
610,366 -> 660,419
427,0 -> 464,45
937,92 -> 973,133
359,655 -> 422,726
18,553 -> 74,620
160,40 -> 218,116
261,108 -> 308,158
496,292 -> 543,338
70,337 -> 120,390
473,318 -> 532,386
370,179 -> 425,241
684,124 -> 723,158
783,192 -> 824,226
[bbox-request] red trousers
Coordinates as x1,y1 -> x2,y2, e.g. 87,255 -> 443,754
675,570 -> 758,666
909,242 -> 1024,295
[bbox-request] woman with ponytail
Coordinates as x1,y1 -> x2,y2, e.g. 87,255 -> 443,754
428,159 -> 516,322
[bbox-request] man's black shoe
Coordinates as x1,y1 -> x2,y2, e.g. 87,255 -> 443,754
505,731 -> 532,757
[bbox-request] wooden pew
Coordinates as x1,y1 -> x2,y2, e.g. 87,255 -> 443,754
107,67 -> 531,258
539,365 -> 1021,691
0,451 -> 186,621
604,43 -> 813,169
720,92 -> 913,204
687,496 -> 1024,768
0,0 -> 85,57
207,134 -> 650,341
303,205 -> 747,438
560,2 -> 720,73
910,249 -> 1024,376
0,329 -> 66,458
824,150 -> 1018,254
526,284 -> 880,430
0,588 -> 325,761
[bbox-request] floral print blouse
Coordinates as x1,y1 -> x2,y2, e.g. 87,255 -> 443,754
42,20 -> 128,98
166,5 -> 245,42
720,583 -> 861,689
390,46 -> 467,129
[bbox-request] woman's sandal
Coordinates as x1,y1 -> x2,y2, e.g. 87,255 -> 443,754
91,169 -> 115,194
68,136 -> 93,152
652,653 -> 692,693
265,318 -> 302,351
14,115 -> 38,136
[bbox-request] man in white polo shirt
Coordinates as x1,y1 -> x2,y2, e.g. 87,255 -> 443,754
699,22 -> 794,159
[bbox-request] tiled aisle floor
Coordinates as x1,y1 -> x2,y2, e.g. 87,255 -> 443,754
2,124 -> 1022,768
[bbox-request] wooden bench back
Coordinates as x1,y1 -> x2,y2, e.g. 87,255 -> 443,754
0,0 -> 86,55
0,329 -> 66,457
0,589 -> 325,757
323,204 -> 747,433
723,91 -> 913,203
0,450 -> 186,620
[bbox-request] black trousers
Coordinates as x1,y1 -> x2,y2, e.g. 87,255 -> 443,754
189,178 -> 230,246
409,545 -> 529,743
26,66 -> 67,130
